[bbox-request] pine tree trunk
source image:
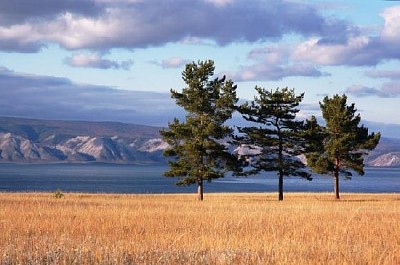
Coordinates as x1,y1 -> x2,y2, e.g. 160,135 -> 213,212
278,173 -> 284,201
278,134 -> 284,201
334,158 -> 340,200
197,178 -> 204,201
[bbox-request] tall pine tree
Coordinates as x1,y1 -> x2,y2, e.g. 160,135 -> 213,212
305,94 -> 381,199
237,87 -> 311,201
160,60 -> 238,201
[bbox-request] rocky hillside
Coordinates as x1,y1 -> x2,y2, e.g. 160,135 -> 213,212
0,117 -> 167,164
0,116 -> 399,166
365,137 -> 400,167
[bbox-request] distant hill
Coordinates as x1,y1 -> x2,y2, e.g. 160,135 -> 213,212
0,117 -> 166,164
365,137 -> 400,167
0,116 -> 399,166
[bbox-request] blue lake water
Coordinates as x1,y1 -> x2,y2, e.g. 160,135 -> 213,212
0,163 -> 399,194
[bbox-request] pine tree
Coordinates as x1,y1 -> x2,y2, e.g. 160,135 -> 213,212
305,94 -> 381,199
160,60 -> 238,201
237,87 -> 311,201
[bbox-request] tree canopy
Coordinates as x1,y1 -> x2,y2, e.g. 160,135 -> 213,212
305,94 -> 381,199
237,87 -> 311,201
160,60 -> 238,200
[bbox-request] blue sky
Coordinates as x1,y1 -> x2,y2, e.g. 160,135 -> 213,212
1,0 -> 400,137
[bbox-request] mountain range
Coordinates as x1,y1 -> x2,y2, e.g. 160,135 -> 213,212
0,116 -> 399,167
0,117 -> 167,164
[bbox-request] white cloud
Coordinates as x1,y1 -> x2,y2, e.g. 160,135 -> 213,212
292,36 -> 372,66
290,6 -> 400,66
228,62 -> 324,81
380,6 -> 400,42
65,53 -> 133,70
161,57 -> 191,69
227,44 -> 325,81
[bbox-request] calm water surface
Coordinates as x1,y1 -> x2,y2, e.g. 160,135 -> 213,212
0,163 -> 399,194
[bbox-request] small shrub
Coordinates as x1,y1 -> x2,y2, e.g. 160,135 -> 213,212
54,189 -> 64,199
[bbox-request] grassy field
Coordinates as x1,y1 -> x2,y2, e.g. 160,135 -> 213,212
0,192 -> 399,264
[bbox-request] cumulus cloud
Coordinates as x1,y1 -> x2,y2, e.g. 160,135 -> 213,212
291,6 -> 400,66
346,82 -> 400,98
0,0 -> 352,52
0,67 -> 183,126
65,53 -> 133,70
380,6 -> 400,42
226,44 -> 326,81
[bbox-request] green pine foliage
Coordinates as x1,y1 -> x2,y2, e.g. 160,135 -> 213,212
305,94 -> 381,199
160,60 -> 239,200
237,87 -> 311,201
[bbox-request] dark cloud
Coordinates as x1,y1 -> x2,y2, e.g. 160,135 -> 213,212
0,67 -> 397,137
0,67 -> 183,126
0,0 -> 103,26
0,0 -> 353,52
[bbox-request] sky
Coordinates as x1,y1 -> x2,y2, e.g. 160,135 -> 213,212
1,0 -> 400,138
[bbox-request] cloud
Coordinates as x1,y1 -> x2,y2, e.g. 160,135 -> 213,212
291,6 -> 400,66
346,82 -> 400,98
365,70 -> 400,80
0,0 -> 103,26
204,0 -> 233,7
0,0 -> 353,52
345,84 -> 381,97
380,82 -> 400,97
0,67 -> 183,126
229,63 -> 324,81
226,45 -> 326,81
65,53 -> 133,70
150,57 -> 191,69
162,57 -> 191,69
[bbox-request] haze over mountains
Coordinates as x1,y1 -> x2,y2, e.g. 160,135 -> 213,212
0,116 -> 399,167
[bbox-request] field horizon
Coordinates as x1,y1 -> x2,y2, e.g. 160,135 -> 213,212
1,192 -> 399,264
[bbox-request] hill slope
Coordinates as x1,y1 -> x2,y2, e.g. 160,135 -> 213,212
0,116 -> 399,166
0,117 -> 166,164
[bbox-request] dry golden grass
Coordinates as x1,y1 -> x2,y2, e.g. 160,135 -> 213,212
0,192 -> 399,264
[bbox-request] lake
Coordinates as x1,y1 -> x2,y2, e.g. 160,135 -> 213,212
0,163 -> 399,194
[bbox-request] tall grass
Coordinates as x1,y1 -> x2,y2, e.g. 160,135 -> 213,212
0,192 -> 399,264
